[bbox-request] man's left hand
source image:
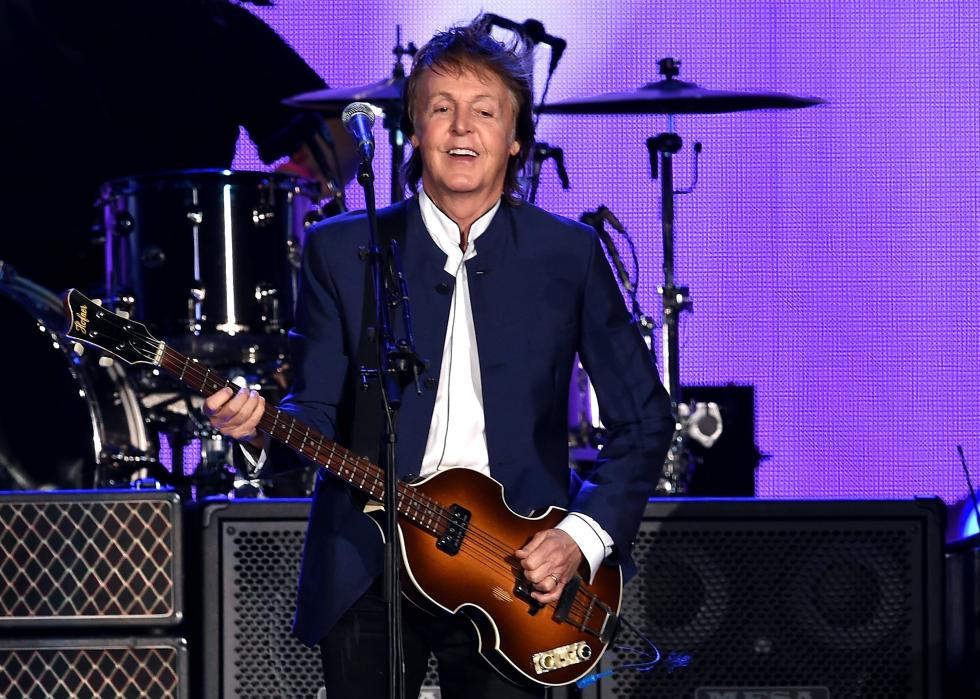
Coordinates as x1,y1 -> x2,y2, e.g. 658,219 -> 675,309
515,528 -> 583,604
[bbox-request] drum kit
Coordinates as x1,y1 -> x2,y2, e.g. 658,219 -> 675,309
0,26 -> 821,498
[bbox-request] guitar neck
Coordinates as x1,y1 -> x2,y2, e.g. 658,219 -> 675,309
157,345 -> 424,520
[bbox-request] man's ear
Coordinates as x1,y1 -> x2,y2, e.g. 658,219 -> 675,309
509,139 -> 520,156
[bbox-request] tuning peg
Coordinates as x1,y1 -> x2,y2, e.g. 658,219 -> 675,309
98,356 -> 114,368
72,342 -> 85,356
116,309 -> 130,319
92,298 -> 103,306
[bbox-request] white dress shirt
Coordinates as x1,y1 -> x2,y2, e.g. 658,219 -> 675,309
417,190 -> 613,580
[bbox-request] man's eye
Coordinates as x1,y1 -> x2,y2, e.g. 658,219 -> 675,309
479,110 -> 493,117
434,106 -> 449,113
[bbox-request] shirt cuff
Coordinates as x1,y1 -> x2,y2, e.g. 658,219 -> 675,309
555,512 -> 614,583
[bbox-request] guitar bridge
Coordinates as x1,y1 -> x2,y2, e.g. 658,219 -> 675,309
435,504 -> 470,555
554,577 -> 620,644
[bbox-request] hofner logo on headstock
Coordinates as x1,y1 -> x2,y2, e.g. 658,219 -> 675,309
73,304 -> 90,335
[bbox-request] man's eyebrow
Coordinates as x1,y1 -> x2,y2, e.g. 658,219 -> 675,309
428,91 -> 499,102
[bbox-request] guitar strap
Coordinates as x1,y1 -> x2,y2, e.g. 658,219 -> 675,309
347,203 -> 408,468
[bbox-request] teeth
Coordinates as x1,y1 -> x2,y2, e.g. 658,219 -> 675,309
449,148 -> 478,156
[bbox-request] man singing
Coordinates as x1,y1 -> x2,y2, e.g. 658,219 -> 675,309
205,16 -> 673,698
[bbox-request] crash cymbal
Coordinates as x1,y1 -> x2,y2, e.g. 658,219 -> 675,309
538,77 -> 824,115
283,76 -> 405,113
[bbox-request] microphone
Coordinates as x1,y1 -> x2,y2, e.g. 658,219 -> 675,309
532,143 -> 570,189
595,205 -> 625,234
483,14 -> 567,74
341,102 -> 376,162
519,19 -> 567,74
581,206 -> 633,292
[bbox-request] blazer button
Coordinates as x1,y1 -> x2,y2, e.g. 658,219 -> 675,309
424,377 -> 438,390
436,281 -> 452,294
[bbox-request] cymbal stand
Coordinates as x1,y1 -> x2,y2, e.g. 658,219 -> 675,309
647,121 -> 693,408
385,26 -> 416,203
647,61 -> 708,493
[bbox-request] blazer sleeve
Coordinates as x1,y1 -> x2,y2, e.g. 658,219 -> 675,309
567,231 -> 675,566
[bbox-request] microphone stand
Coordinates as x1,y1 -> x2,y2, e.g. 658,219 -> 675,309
355,155 -> 425,699
582,206 -> 651,338
527,142 -> 569,205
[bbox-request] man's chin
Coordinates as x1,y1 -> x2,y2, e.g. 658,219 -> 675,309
429,180 -> 484,197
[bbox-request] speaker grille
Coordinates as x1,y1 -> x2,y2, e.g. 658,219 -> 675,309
590,500 -> 942,699
221,519 -> 323,698
0,637 -> 187,698
0,491 -> 181,627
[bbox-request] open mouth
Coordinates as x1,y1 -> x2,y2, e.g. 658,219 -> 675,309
448,148 -> 478,158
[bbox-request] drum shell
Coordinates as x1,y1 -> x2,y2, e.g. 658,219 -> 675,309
0,280 -> 151,489
102,170 -> 319,340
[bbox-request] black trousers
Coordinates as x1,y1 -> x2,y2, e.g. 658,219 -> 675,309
318,579 -> 547,699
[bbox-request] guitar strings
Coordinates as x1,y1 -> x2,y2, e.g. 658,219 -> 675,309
83,315 -> 604,623
165,350 -> 602,623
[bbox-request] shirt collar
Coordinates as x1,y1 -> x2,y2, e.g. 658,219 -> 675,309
419,189 -> 501,272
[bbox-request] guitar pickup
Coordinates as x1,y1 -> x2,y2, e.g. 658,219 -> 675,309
513,576 -> 543,615
436,504 -> 470,555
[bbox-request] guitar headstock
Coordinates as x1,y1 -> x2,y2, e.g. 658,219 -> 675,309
63,289 -> 163,367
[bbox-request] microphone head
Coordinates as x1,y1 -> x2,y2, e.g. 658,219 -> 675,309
341,102 -> 376,128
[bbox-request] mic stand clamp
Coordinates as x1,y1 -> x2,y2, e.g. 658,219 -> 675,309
355,156 -> 426,699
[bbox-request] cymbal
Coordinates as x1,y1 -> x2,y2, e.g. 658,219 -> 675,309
283,76 -> 405,113
537,77 -> 824,115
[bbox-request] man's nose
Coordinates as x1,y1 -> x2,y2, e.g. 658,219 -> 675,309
451,110 -> 472,135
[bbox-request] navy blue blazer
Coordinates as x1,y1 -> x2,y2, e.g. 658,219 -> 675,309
280,196 -> 674,647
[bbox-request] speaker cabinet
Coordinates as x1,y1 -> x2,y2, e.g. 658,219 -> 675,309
945,534 -> 979,696
0,637 -> 188,698
581,498 -> 945,699
199,498 -> 322,699
0,490 -> 182,628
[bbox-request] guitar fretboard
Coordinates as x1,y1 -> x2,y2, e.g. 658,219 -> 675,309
159,347 -> 448,534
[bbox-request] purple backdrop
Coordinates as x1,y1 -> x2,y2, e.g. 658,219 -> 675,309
232,0 -> 980,509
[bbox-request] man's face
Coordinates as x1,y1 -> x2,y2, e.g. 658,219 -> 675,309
410,65 -> 521,204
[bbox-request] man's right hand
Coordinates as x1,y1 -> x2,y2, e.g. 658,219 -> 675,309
203,386 -> 266,449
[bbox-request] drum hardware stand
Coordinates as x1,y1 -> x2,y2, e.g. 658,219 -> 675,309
532,57 -> 821,494
574,206 -> 658,452
527,142 -> 569,204
645,58 -> 716,494
385,26 -> 417,204
481,15 -> 568,206
255,283 -> 283,331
